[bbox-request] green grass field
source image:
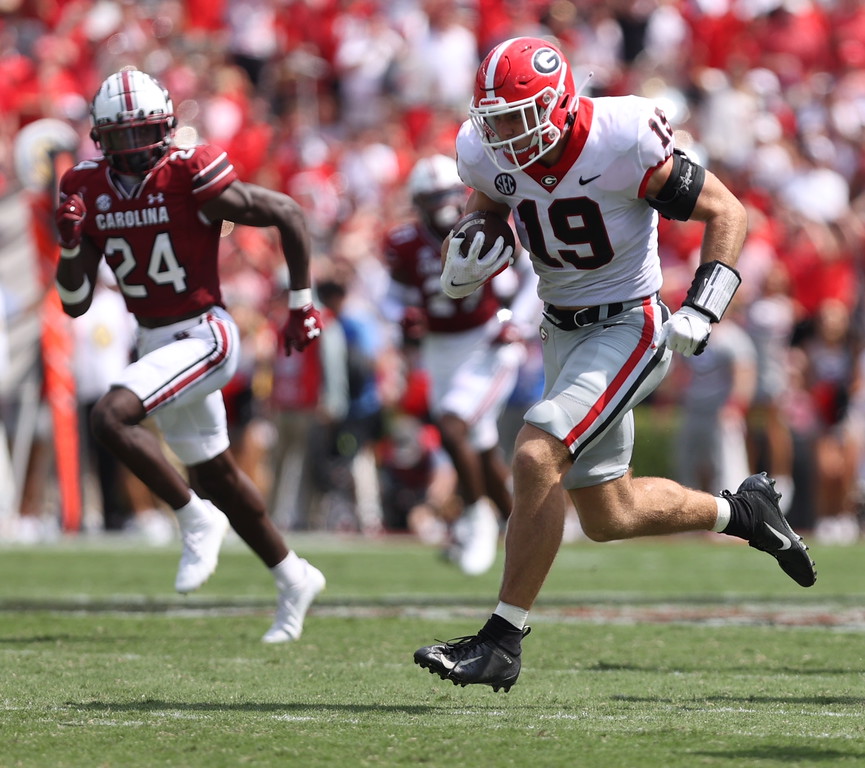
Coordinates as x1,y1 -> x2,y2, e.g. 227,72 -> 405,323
2,533 -> 864,768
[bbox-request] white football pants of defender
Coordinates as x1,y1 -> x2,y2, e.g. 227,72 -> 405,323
525,296 -> 673,489
113,306 -> 240,466
423,315 -> 523,451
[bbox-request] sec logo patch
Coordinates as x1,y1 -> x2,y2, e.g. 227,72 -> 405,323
494,173 -> 516,196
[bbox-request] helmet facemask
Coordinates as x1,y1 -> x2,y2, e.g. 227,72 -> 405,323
470,85 -> 564,171
92,118 -> 173,175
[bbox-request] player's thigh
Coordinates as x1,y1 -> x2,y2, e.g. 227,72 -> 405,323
425,333 -> 520,438
527,312 -> 671,485
117,310 -> 240,414
154,389 -> 230,466
423,327 -> 486,410
124,313 -> 240,466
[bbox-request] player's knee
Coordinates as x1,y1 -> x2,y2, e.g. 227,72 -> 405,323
437,412 -> 468,449
89,388 -> 143,444
512,429 -> 569,485
577,503 -> 633,542
579,518 -> 620,543
89,411 -> 112,448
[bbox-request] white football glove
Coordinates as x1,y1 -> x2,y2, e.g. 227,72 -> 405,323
441,230 -> 514,299
658,305 -> 712,356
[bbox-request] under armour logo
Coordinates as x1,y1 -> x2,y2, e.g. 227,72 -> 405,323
304,318 -> 321,339
148,193 -> 165,204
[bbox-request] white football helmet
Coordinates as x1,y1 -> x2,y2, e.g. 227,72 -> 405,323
407,154 -> 466,239
90,69 -> 176,175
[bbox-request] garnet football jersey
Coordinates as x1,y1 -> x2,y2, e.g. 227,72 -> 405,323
58,144 -> 238,321
456,95 -> 673,308
383,220 -> 499,334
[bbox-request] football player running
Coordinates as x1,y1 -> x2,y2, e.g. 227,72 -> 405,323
54,68 -> 325,643
384,154 -> 538,575
414,37 -> 816,692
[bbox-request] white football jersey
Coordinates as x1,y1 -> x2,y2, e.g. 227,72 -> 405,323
456,95 -> 674,307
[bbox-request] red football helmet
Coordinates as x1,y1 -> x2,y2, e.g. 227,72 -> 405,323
90,69 -> 176,176
470,37 -> 578,171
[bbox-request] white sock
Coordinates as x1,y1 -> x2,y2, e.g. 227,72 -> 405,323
711,496 -> 732,532
774,475 -> 794,516
463,497 -> 491,517
494,601 -> 529,630
174,489 -> 204,516
270,550 -> 305,590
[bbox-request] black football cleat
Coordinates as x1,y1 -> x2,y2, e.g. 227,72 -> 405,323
414,627 -> 530,693
725,472 -> 817,588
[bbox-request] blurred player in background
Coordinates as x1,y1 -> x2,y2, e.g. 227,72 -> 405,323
414,36 -> 816,692
53,68 -> 325,643
384,154 -> 538,575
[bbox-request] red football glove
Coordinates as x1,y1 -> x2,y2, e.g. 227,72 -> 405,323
282,302 -> 323,355
55,193 -> 86,250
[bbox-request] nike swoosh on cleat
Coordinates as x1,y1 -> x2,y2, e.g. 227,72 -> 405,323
457,655 -> 485,666
764,523 -> 792,550
438,656 -> 457,671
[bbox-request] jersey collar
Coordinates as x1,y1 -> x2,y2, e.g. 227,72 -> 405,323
105,152 -> 170,198
522,97 -> 594,192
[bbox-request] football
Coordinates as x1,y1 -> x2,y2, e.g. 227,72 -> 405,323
454,210 -> 516,261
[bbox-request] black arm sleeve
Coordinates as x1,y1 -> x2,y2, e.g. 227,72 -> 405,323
645,149 -> 706,222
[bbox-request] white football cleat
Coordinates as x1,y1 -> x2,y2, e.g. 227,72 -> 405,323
453,499 -> 500,576
262,560 -> 326,643
174,501 -> 229,594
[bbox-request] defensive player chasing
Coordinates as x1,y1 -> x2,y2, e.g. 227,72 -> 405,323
384,154 -> 538,575
413,37 -> 817,692
54,68 -> 325,642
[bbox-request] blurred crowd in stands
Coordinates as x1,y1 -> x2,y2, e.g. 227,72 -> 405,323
1,0 -> 865,546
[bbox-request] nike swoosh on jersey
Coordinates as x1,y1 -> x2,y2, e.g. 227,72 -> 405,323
764,523 -> 792,550
579,174 -> 601,185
